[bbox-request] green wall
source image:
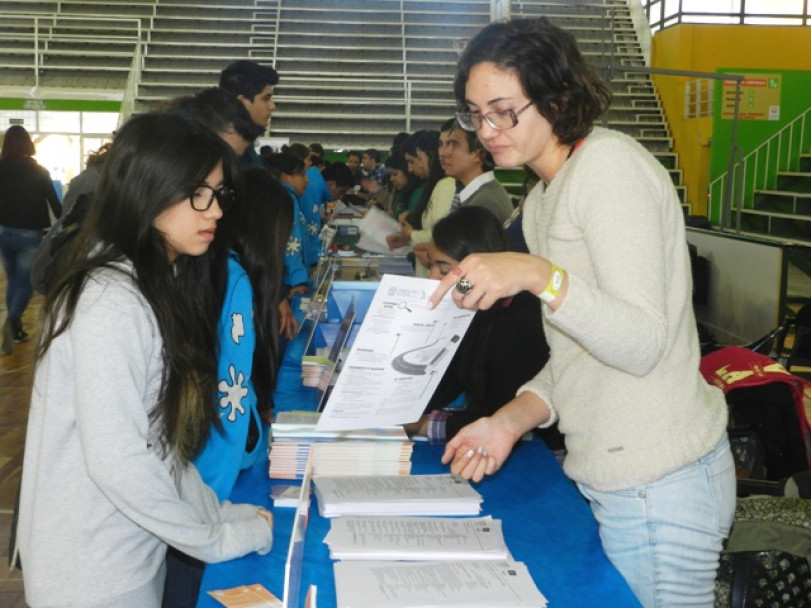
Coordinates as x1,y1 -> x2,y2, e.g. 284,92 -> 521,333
0,98 -> 120,112
708,69 -> 811,223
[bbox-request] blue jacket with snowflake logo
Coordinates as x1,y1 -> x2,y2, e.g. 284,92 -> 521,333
194,254 -> 266,501
281,183 -> 309,288
300,165 -> 332,266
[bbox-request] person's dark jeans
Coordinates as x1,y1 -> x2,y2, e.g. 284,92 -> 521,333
162,547 -> 205,608
0,226 -> 42,331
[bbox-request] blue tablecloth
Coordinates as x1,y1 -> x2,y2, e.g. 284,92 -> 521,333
198,322 -> 641,608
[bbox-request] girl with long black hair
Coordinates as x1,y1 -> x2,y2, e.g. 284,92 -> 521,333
18,112 -> 273,608
386,129 -> 456,276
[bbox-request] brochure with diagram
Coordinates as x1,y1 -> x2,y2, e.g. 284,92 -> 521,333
316,274 -> 475,431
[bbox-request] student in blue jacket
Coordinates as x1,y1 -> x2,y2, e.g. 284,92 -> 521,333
264,152 -> 311,294
194,165 -> 292,500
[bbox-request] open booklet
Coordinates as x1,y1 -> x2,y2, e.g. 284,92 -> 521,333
316,274 -> 475,431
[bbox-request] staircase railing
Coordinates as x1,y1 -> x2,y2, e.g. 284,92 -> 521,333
708,106 -> 811,233
0,13 -> 142,90
119,29 -> 144,127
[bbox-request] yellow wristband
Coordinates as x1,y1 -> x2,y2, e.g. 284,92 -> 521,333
539,265 -> 565,304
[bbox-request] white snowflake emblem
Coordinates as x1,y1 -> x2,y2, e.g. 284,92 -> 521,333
307,221 -> 319,236
287,237 -> 302,255
218,364 -> 247,422
230,312 -> 245,344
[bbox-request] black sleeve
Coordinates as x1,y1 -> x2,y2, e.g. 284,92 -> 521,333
40,166 -> 62,220
423,345 -> 465,415
446,293 -> 549,440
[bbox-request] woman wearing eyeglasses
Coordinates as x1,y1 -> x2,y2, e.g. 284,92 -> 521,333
429,18 -> 734,607
18,113 -> 273,608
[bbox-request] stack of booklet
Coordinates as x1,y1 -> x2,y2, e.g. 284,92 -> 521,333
269,411 -> 413,480
300,355 -> 332,392
313,472 -> 548,607
313,474 -> 483,518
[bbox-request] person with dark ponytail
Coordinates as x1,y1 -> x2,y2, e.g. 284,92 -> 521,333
18,112 -> 273,608
384,150 -> 422,219
410,206 -> 553,449
194,164 -> 291,501
264,151 -> 310,298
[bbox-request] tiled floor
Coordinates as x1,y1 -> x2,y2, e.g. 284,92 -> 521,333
0,269 -> 37,608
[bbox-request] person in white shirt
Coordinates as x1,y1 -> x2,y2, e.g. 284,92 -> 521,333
438,118 -> 514,223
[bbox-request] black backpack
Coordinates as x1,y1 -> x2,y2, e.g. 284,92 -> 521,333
726,382 -> 810,481
31,191 -> 90,294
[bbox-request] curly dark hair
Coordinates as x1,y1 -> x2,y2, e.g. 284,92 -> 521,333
454,17 -> 612,145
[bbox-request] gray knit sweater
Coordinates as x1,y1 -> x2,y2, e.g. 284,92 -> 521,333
520,127 -> 727,492
19,264 -> 272,607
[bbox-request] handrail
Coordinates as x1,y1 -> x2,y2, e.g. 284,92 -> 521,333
119,23 -> 144,127
0,12 -> 142,90
708,106 -> 811,233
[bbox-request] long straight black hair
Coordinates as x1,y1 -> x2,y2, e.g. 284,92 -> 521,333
39,112 -> 237,462
431,206 -> 515,408
219,165 -> 292,417
403,130 -> 444,230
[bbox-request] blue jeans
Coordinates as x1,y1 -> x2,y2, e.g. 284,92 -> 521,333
577,436 -> 736,607
0,226 -> 42,330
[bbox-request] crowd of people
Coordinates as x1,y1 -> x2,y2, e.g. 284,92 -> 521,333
5,15 -> 736,608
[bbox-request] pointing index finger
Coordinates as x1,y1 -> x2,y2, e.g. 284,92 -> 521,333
428,270 -> 461,309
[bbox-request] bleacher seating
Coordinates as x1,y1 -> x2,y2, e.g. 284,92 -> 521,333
135,0 -> 275,111
264,0 -> 491,147
0,0 -> 688,207
0,1 -> 144,91
511,0 -> 685,205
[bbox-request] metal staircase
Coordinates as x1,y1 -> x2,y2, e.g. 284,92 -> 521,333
511,0 -> 686,206
716,108 -> 811,243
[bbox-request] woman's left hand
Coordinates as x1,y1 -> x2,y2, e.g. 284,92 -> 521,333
386,232 -> 409,250
413,241 -> 433,269
278,299 -> 297,340
428,252 -> 550,310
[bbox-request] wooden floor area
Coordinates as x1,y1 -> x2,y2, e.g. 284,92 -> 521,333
0,268 -> 37,608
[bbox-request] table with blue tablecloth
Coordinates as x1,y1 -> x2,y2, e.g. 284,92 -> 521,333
198,306 -> 641,608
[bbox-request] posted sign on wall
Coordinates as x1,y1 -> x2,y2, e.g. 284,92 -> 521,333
722,73 -> 781,120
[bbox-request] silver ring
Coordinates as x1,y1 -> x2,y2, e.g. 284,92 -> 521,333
455,278 -> 473,295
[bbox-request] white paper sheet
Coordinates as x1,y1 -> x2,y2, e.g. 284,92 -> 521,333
316,274 -> 475,431
325,516 -> 509,561
313,474 -> 482,518
334,560 -> 547,607
356,206 -> 411,255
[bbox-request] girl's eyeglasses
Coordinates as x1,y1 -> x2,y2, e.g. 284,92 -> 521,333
456,101 -> 534,132
188,184 -> 235,212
